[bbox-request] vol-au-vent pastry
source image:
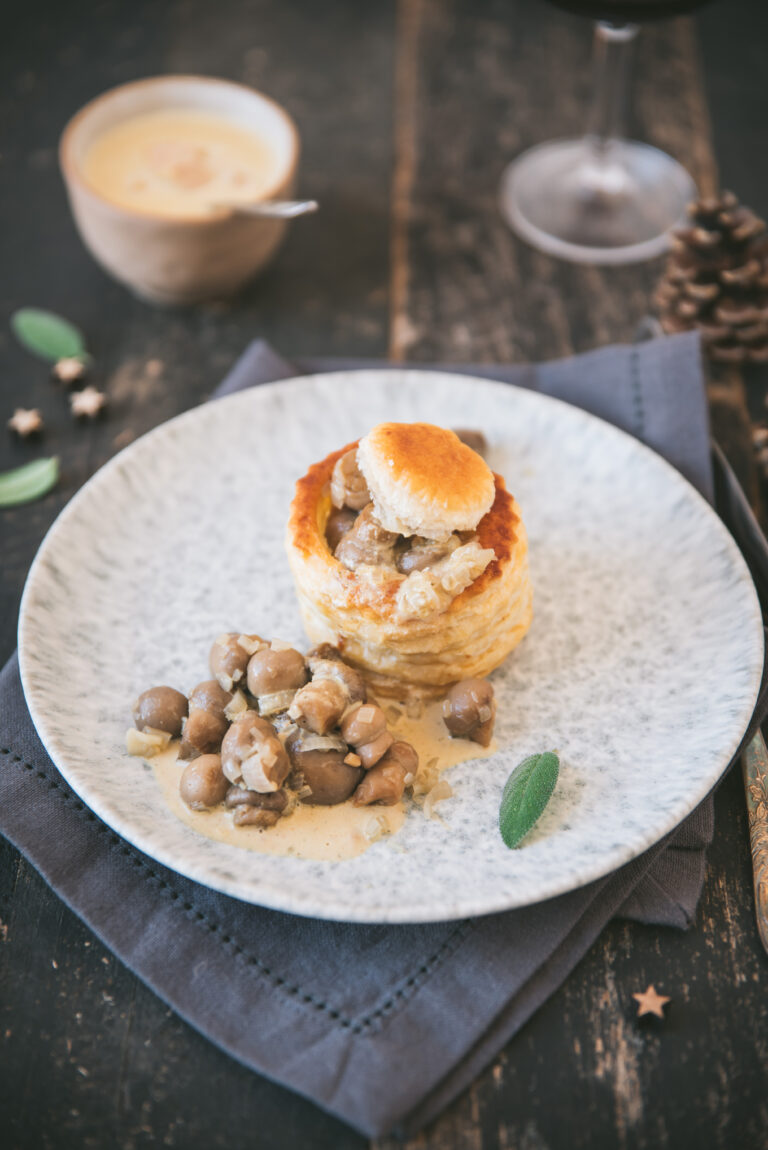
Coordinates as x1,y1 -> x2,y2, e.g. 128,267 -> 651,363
286,422 -> 533,691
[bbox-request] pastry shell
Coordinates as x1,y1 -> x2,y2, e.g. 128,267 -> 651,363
286,441 -> 533,692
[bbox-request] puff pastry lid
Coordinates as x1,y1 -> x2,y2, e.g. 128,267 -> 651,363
357,422 -> 496,541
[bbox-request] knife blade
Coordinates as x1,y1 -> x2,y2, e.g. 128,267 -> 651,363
742,730 -> 768,955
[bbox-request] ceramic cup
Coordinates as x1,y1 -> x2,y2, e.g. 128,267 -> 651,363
59,75 -> 300,305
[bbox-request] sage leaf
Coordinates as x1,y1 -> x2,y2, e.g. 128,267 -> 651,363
11,308 -> 87,363
0,457 -> 59,507
499,751 -> 559,848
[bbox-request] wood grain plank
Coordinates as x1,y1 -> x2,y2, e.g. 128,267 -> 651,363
374,3 -> 768,1149
390,0 -> 423,361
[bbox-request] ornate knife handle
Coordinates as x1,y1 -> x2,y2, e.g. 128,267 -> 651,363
742,730 -> 768,956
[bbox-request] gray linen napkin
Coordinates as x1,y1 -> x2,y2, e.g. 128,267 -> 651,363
1,332 -> 765,1138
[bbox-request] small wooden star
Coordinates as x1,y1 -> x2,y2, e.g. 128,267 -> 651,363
632,985 -> 671,1018
52,356 -> 87,385
7,407 -> 43,437
69,386 -> 107,419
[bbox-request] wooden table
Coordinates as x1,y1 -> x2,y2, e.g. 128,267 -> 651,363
2,1 -> 767,1146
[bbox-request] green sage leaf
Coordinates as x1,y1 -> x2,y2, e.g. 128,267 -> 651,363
0,457 -> 59,507
499,750 -> 559,848
11,308 -> 87,362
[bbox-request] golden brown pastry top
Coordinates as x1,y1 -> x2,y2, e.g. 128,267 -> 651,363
357,423 -> 495,541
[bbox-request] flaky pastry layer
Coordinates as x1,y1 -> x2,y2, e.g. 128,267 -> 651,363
285,441 -> 533,690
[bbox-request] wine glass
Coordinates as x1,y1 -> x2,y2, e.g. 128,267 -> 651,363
499,1 -> 708,264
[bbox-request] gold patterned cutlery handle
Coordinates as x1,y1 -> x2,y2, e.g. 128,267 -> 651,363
742,730 -> 768,955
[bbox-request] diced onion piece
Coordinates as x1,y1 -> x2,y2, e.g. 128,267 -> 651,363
237,634 -> 265,655
224,689 -> 249,721
241,751 -> 278,792
294,732 -> 348,754
258,689 -> 297,716
274,720 -> 299,746
405,697 -> 423,720
126,726 -> 171,757
423,778 -> 454,820
270,638 -> 294,652
340,701 -> 361,725
363,813 -> 390,843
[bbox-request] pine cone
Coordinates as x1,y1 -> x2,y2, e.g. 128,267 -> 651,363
655,190 -> 768,364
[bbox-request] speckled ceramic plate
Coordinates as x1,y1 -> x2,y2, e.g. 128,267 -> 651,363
18,371 -> 764,923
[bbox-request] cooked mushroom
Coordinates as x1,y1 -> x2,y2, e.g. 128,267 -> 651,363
442,678 -> 496,746
220,713 -> 290,792
357,730 -> 394,769
396,535 -> 460,574
334,504 -> 399,571
340,702 -> 386,746
353,759 -> 407,806
246,645 -> 308,701
353,739 -> 418,806
178,679 -> 233,759
209,632 -> 263,691
233,807 -> 283,828
179,754 -> 229,810
288,678 -> 348,735
132,686 -> 188,736
179,710 -> 230,760
309,658 -> 367,706
306,642 -> 344,665
290,748 -> 363,805
387,739 -> 419,781
340,703 -> 393,768
187,679 -> 232,721
325,506 -> 358,551
224,786 -> 289,811
330,449 -> 370,510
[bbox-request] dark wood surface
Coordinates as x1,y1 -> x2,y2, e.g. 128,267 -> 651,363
2,1 -> 768,1146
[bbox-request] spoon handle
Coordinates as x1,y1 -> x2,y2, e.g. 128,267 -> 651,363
218,199 -> 319,219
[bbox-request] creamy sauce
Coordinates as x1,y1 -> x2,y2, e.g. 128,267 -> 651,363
149,700 -> 492,861
83,110 -> 280,218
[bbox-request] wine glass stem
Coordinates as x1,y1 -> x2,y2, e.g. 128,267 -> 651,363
586,21 -> 639,153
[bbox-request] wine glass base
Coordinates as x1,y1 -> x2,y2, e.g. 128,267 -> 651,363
500,138 -> 697,265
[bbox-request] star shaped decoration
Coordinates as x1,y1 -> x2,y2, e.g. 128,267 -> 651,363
632,985 -> 671,1018
7,407 -> 43,437
70,386 -> 107,419
52,356 -> 87,385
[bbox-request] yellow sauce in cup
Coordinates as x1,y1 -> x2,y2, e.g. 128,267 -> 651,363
82,109 -> 279,219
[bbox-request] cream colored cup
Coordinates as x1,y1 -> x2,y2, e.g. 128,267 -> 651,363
59,76 -> 300,305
